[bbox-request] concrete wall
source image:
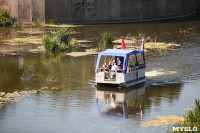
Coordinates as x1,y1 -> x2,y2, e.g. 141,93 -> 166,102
2,0 -> 200,24
0,0 -> 5,7
45,0 -> 200,24
3,0 -> 45,22
5,0 -> 19,18
32,0 -> 45,22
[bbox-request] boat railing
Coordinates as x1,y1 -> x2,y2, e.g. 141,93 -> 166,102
127,64 -> 145,72
98,64 -> 145,73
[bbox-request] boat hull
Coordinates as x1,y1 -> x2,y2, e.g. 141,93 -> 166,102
96,77 -> 146,88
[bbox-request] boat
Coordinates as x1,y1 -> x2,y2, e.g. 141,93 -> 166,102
95,49 -> 146,87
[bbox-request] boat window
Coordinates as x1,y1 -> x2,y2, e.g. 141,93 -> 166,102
127,55 -> 137,72
127,53 -> 144,72
98,56 -> 114,71
136,53 -> 145,69
128,55 -> 136,66
98,56 -> 124,72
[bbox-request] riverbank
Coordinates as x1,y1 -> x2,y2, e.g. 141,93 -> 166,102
0,23 -> 183,56
0,87 -> 59,109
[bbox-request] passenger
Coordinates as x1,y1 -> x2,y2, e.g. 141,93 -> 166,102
119,62 -> 123,69
110,62 -> 119,79
112,59 -> 116,65
127,64 -> 132,72
135,61 -> 139,70
102,61 -> 108,70
135,60 -> 139,66
111,62 -> 119,72
108,61 -> 112,69
102,61 -> 109,79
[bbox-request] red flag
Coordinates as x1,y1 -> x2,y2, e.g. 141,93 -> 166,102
121,37 -> 126,49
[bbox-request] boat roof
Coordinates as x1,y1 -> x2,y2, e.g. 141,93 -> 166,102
98,49 -> 144,56
95,49 -> 145,74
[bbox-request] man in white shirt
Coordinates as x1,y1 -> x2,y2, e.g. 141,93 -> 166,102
111,63 -> 119,72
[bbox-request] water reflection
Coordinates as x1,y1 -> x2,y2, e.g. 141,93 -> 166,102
96,87 -> 145,119
95,82 -> 183,120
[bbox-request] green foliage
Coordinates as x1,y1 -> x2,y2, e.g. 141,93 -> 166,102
96,41 -> 105,52
96,31 -> 113,52
43,28 -> 72,52
49,19 -> 55,25
0,27 -> 11,36
0,10 -> 13,27
179,28 -> 187,34
56,27 -> 70,45
150,33 -> 157,43
43,34 -> 60,52
13,39 -> 28,44
173,99 -> 200,133
138,32 -> 146,38
69,39 -> 79,47
34,18 -> 40,27
101,31 -> 113,45
13,22 -> 22,29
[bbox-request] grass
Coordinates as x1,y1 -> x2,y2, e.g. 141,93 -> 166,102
101,31 -> 112,45
43,27 -> 79,52
138,32 -> 146,38
150,33 -> 157,43
96,31 -> 113,52
49,19 -> 55,25
13,39 -> 28,44
173,99 -> 200,133
179,28 -> 187,34
13,22 -> 22,29
69,39 -> 79,46
34,18 -> 40,27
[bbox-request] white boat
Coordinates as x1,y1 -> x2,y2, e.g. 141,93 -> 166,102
95,49 -> 146,87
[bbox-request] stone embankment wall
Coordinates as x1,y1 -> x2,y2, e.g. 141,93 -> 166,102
2,0 -> 45,22
1,0 -> 200,24
0,0 -> 5,6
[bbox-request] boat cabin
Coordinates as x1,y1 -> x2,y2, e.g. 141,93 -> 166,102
95,49 -> 146,87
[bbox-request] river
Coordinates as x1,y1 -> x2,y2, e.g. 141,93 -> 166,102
0,20 -> 200,133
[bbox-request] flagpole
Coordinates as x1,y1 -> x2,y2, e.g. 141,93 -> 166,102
141,37 -> 146,68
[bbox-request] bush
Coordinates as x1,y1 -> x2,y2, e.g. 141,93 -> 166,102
184,99 -> 200,128
101,31 -> 112,45
96,31 -> 113,52
173,99 -> 200,133
43,28 -> 72,52
0,10 -> 13,27
69,39 -> 79,47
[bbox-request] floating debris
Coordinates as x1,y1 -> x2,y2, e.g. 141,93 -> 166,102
141,115 -> 184,127
184,108 -> 194,111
